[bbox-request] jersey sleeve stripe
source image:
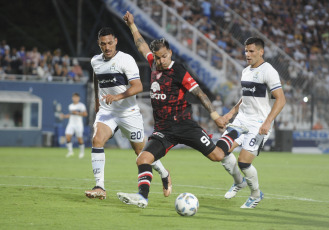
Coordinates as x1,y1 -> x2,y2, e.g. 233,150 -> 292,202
189,84 -> 199,92
270,85 -> 282,92
128,77 -> 140,81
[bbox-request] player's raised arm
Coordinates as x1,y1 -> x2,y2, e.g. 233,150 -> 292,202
190,86 -> 227,128
123,11 -> 151,60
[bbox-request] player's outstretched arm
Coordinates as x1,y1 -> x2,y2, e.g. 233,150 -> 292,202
191,86 -> 227,128
223,97 -> 242,122
123,11 -> 151,60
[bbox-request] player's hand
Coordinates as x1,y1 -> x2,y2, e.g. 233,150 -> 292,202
222,113 -> 233,124
123,11 -> 134,26
60,113 -> 65,119
102,94 -> 119,104
214,116 -> 226,129
259,121 -> 271,135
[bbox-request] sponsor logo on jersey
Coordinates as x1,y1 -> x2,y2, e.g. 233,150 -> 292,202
150,82 -> 166,100
242,86 -> 256,93
99,77 -> 117,84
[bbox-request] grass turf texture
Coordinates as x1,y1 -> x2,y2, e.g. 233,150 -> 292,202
0,147 -> 328,230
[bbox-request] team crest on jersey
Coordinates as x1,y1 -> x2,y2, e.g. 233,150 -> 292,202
150,81 -> 166,100
253,72 -> 259,81
110,63 -> 116,71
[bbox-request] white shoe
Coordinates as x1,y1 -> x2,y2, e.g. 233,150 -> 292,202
66,152 -> 74,158
79,152 -> 84,159
226,123 -> 249,137
224,177 -> 247,199
117,192 -> 148,208
240,191 -> 264,208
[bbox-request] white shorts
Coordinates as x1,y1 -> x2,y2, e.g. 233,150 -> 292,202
224,116 -> 271,156
94,109 -> 144,143
65,123 -> 84,138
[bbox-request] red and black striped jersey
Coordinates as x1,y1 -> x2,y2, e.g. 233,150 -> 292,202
146,52 -> 199,131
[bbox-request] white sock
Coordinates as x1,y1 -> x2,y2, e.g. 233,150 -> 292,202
241,164 -> 260,198
79,144 -> 85,154
91,147 -> 105,190
67,142 -> 73,153
151,160 -> 168,178
221,153 -> 244,184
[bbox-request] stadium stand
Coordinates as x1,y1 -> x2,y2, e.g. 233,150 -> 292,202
133,0 -> 329,130
0,41 -> 88,83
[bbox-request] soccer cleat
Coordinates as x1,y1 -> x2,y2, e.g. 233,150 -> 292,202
226,123 -> 249,137
85,186 -> 106,200
162,171 -> 172,197
117,192 -> 148,208
240,191 -> 264,208
224,177 -> 247,199
66,152 -> 74,158
78,152 -> 84,159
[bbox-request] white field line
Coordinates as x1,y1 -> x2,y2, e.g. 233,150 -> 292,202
0,175 -> 328,204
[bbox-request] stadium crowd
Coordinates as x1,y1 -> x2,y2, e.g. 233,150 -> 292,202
0,40 -> 85,82
136,0 -> 329,131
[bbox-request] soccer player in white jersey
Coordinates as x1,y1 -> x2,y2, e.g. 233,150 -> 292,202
85,27 -> 172,200
61,92 -> 88,159
221,37 -> 286,208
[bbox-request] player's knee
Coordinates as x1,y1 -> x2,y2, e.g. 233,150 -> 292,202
238,162 -> 251,170
92,135 -> 104,147
207,148 -> 225,162
136,151 -> 154,165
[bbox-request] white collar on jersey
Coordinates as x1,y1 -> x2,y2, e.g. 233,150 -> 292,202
168,61 -> 174,69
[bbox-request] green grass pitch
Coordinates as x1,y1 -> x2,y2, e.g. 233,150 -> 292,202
0,147 -> 328,230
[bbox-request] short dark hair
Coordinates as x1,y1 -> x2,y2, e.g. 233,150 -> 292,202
244,37 -> 264,48
149,38 -> 170,52
72,92 -> 80,97
98,27 -> 116,39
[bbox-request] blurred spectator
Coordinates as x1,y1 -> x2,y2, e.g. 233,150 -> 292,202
0,113 -> 15,128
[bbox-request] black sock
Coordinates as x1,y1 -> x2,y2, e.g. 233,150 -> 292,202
216,130 -> 238,155
138,164 -> 153,199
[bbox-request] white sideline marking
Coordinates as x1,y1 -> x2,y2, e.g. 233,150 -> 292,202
0,175 -> 328,204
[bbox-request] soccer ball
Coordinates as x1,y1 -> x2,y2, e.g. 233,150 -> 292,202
175,193 -> 199,216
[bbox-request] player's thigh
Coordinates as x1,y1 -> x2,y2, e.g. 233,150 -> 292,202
117,114 -> 144,143
177,122 -> 216,157
94,109 -> 118,137
143,133 -> 176,161
241,122 -> 267,157
74,124 -> 84,138
65,124 -> 74,136
238,148 -> 256,163
93,111 -> 117,145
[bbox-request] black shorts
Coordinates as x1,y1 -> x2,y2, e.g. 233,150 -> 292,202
143,119 -> 216,161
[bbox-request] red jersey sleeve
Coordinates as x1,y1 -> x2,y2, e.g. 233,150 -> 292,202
146,52 -> 154,68
182,72 -> 199,92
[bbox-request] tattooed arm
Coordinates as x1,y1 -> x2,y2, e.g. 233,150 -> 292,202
123,11 -> 151,60
191,86 -> 227,128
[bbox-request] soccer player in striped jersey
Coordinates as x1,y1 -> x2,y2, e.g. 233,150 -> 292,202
61,92 -> 87,159
85,27 -> 172,200
116,11 -> 249,208
221,37 -> 286,208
